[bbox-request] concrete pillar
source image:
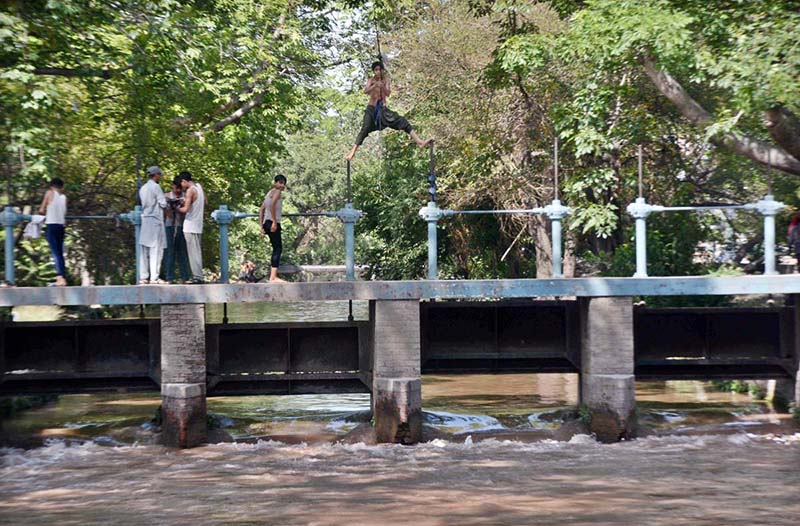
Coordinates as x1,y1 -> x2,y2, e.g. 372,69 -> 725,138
579,297 -> 637,442
161,303 -> 207,448
371,300 -> 422,444
767,379 -> 795,411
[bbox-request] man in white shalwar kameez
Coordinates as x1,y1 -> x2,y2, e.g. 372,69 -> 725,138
138,166 -> 168,284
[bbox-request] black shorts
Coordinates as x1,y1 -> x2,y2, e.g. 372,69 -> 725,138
355,103 -> 412,145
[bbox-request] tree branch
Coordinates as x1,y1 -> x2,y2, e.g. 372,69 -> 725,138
32,66 -> 130,79
641,55 -> 800,175
209,92 -> 266,132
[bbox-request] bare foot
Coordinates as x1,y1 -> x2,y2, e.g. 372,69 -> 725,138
269,277 -> 287,283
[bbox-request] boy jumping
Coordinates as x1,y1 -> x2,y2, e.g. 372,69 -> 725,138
346,61 -> 431,161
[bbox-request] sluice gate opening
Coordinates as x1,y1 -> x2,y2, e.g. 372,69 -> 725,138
1,301 -> 795,396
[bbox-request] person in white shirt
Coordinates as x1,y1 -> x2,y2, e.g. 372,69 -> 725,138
38,177 -> 67,286
138,166 -> 168,284
177,171 -> 206,284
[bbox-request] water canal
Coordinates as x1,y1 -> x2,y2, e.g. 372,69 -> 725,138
1,302 -> 798,524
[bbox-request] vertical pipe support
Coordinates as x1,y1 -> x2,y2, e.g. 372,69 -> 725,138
119,205 -> 143,284
211,205 -> 235,283
419,201 -> 447,280
427,141 -> 437,203
544,199 -> 571,278
746,195 -> 785,275
329,203 -> 363,281
626,198 -> 661,278
211,205 -> 253,284
0,207 -> 30,285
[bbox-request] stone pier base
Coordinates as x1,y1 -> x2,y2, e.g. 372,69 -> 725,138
579,297 -> 637,442
374,377 -> 422,444
371,300 -> 422,444
161,304 -> 207,448
162,383 -> 207,448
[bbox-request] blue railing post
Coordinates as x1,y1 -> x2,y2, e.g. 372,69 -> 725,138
211,205 -> 235,283
747,195 -> 785,275
0,207 -> 31,285
419,201 -> 447,280
119,206 -> 142,284
328,162 -> 364,282
544,199 -> 571,278
626,198 -> 663,277
330,203 -> 363,281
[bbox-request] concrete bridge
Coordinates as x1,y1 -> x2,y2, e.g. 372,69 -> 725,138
1,275 -> 799,446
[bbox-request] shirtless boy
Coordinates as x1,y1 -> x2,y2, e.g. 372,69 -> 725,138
345,61 -> 431,161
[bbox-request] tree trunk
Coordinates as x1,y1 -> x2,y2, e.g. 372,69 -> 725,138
531,214 -> 552,278
764,106 -> 800,160
641,55 -> 800,175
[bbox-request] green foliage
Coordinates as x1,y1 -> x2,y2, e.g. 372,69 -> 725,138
1,0 -> 796,285
711,379 -> 749,395
0,0 -> 369,283
0,395 -> 58,420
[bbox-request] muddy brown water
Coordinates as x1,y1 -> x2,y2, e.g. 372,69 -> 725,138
2,302 -> 798,524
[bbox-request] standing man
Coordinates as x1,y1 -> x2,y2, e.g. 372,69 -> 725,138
178,171 -> 206,284
345,61 -> 431,161
163,176 -> 191,283
259,175 -> 287,282
139,166 -> 168,284
38,177 -> 68,286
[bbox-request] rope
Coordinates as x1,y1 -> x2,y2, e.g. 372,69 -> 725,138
374,16 -> 386,183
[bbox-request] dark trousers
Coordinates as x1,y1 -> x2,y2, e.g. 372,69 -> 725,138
264,220 -> 282,268
163,225 -> 191,282
45,224 -> 66,277
355,103 -> 412,145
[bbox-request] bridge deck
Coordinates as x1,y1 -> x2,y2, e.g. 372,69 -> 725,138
0,275 -> 798,306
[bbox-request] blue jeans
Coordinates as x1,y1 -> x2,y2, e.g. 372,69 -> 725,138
45,224 -> 66,277
163,225 -> 191,282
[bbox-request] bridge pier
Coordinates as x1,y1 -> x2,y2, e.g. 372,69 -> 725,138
579,297 -> 637,442
161,304 -> 207,448
371,300 -> 422,444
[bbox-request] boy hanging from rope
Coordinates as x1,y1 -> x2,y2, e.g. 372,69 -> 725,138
345,61 -> 431,161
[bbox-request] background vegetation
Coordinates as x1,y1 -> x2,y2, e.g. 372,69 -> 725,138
2,0 -> 798,287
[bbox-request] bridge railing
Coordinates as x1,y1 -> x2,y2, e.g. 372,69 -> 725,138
210,160 -> 363,283
418,200 -> 571,280
626,195 -> 785,277
0,209 -> 125,285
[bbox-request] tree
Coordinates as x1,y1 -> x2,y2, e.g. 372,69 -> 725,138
1,0 -> 365,284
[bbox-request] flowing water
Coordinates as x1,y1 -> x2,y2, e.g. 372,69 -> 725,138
1,302 -> 798,524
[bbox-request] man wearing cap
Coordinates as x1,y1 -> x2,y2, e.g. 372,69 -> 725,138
138,166 -> 168,284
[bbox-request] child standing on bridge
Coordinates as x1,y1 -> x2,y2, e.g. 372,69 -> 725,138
259,175 -> 287,282
345,61 -> 431,161
39,177 -> 68,287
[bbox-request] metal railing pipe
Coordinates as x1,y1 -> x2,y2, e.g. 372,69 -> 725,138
1,207 -> 31,285
745,195 -> 785,275
118,206 -> 143,284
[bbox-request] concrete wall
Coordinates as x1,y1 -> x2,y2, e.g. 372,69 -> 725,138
161,304 -> 207,448
371,300 -> 422,444
579,297 -> 637,442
